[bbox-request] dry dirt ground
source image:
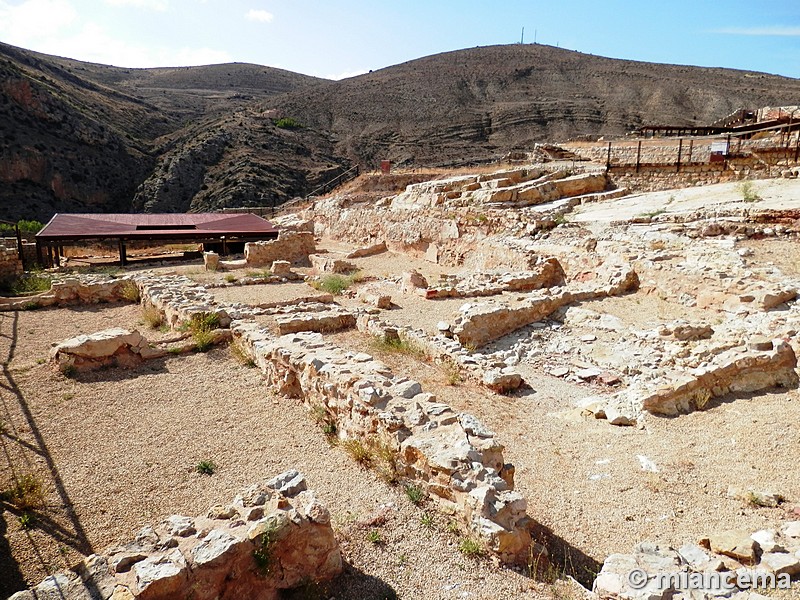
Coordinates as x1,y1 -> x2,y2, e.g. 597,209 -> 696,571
3,180 -> 800,599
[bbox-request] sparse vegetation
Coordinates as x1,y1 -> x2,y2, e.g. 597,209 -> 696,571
1,473 -> 45,510
60,363 -> 77,379
118,280 -> 140,302
311,405 -> 338,439
420,512 -> 435,529
458,537 -> 485,558
142,306 -> 165,329
309,273 -> 358,296
369,334 -> 427,360
404,484 -> 426,505
190,312 -> 221,352
373,440 -> 399,484
441,360 -> 463,385
253,522 -> 278,575
196,460 -> 216,475
366,529 -> 383,545
245,269 -> 272,280
341,438 -> 373,467
0,273 -> 52,296
0,220 -> 43,236
737,180 -> 761,202
224,274 -> 238,283
230,341 -> 256,367
275,117 -> 303,130
18,513 -> 34,530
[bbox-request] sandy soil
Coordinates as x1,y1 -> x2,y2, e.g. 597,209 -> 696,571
0,304 -> 573,600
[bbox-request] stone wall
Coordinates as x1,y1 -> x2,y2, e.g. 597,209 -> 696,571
10,471 -> 342,600
245,231 -> 316,267
0,275 -> 139,311
232,324 -> 545,566
452,262 -> 639,348
0,246 -> 22,281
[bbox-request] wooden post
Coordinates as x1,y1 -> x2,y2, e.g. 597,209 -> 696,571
687,139 -> 693,165
676,139 -> 683,173
795,131 -> 799,163
606,141 -> 612,169
47,245 -> 54,268
15,224 -> 24,271
118,239 -> 127,266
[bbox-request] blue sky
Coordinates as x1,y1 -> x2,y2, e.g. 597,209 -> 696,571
0,0 -> 798,79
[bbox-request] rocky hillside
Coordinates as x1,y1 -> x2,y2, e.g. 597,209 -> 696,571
0,42 -> 342,221
273,44 -> 800,167
2,41 -> 800,221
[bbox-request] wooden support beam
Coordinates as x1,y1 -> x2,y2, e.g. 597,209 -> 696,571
118,239 -> 127,267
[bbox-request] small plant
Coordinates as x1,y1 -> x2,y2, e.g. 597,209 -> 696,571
737,180 -> 761,203
366,529 -> 383,545
369,335 -> 427,360
553,214 -> 569,226
61,393 -> 74,401
311,406 -> 337,439
373,440 -> 398,484
60,364 -> 77,379
35,358 -> 46,365
310,274 -> 354,296
397,553 -> 408,566
341,439 -> 373,467
142,306 -> 164,329
245,269 -> 272,279
420,512 -> 435,529
224,274 -> 238,283
446,520 -> 461,536
196,460 -> 216,476
404,484 -> 426,506
253,522 -> 278,575
641,208 -> 666,218
230,341 -> 256,367
190,312 -> 221,352
1,473 -> 45,510
275,117 -> 302,130
118,280 -> 140,303
458,538 -> 485,558
21,301 -> 41,311
441,361 -> 462,386
18,513 -> 34,530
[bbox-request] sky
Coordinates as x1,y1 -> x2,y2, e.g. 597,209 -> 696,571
0,0 -> 798,79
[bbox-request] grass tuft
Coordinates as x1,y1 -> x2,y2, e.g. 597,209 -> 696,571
1,473 -> 45,510
341,438 -> 373,467
196,460 -> 216,476
369,335 -> 427,360
118,280 -> 140,303
404,484 -> 426,506
458,537 -> 485,558
737,180 -> 761,203
142,306 -> 165,329
0,273 -> 52,296
309,273 -> 358,296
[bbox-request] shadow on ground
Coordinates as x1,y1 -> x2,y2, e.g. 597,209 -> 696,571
0,311 -> 93,597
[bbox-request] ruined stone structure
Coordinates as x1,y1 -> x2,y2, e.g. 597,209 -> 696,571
245,231 -> 316,267
11,472 -> 342,600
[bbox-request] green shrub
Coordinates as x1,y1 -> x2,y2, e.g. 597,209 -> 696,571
458,538 -> 485,557
0,220 -> 43,236
366,529 -> 383,545
0,273 -> 52,296
196,460 -> 216,475
737,180 -> 761,202
341,439 -> 372,467
275,117 -> 302,130
369,335 -> 427,360
224,274 -> 238,283
309,274 -> 354,296
404,484 -> 426,506
253,522 -> 279,575
142,306 -> 164,329
18,513 -> 34,530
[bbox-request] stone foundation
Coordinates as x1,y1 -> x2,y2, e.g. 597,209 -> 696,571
232,324 -> 545,566
10,472 -> 342,600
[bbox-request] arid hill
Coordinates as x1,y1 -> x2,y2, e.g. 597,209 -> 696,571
273,44 -> 800,166
2,41 -> 800,221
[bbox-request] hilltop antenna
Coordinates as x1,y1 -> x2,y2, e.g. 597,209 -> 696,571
520,27 -> 524,44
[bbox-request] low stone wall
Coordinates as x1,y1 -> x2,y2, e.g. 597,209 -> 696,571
596,339 -> 799,425
245,231 -> 316,267
10,471 -> 342,600
451,262 -> 639,348
0,275 -> 139,311
274,309 -> 357,335
139,276 -> 232,330
51,328 -> 162,372
594,522 -> 800,600
232,324 -> 544,566
421,259 -> 566,299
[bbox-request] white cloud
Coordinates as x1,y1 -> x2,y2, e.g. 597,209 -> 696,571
713,26 -> 800,36
0,0 -> 78,45
246,8 -> 273,23
326,68 -> 369,80
104,0 -> 168,10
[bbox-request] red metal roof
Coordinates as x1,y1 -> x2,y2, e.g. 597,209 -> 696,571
36,213 -> 279,241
